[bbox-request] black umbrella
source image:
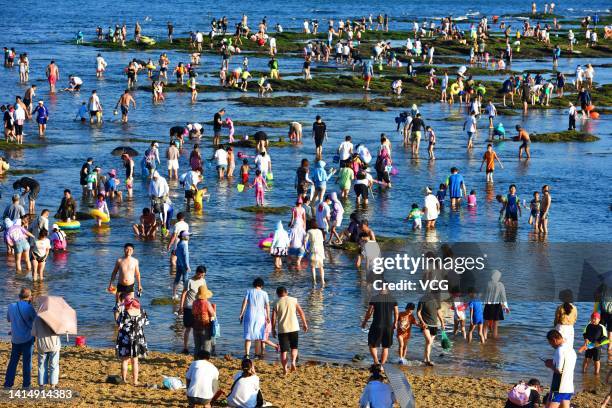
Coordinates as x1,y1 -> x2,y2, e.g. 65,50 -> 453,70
13,177 -> 40,199
13,177 -> 39,192
111,146 -> 139,157
253,131 -> 268,141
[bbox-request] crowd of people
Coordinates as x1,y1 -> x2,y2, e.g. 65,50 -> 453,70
1,4 -> 610,407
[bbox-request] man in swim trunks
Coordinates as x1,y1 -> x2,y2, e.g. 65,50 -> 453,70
312,115 -> 327,160
516,125 -> 531,159
46,60 -> 59,94
108,243 -> 142,318
23,85 -> 36,116
115,90 -> 136,123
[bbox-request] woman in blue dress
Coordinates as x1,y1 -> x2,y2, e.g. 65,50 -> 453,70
239,277 -> 270,358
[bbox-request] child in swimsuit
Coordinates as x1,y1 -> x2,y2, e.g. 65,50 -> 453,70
250,169 -> 268,206
529,191 -> 541,232
396,302 -> 417,364
467,190 -> 477,207
94,193 -> 110,227
407,203 -> 422,230
240,159 -> 250,185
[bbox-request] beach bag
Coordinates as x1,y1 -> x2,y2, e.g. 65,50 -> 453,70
211,317 -> 221,338
507,382 -> 531,406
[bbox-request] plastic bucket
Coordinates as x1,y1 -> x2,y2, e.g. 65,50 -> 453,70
75,336 -> 86,347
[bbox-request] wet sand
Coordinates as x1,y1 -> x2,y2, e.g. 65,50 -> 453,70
0,342 -> 606,407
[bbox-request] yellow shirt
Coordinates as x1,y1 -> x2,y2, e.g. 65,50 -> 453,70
274,296 -> 299,334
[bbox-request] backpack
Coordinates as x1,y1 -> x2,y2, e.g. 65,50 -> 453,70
507,383 -> 531,406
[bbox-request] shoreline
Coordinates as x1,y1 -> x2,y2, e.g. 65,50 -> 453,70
0,342 -> 607,407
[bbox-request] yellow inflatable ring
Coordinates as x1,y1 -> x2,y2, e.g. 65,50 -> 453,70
90,209 -> 110,223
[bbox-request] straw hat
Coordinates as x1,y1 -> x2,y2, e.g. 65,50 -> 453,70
197,285 -> 213,300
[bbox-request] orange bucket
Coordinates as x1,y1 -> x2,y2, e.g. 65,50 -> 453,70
75,336 -> 86,347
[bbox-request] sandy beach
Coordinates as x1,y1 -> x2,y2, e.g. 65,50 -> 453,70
0,342 -> 607,407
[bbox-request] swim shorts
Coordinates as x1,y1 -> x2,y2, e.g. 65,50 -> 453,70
32,252 -> 48,263
14,240 -> 30,254
548,393 -> 573,403
585,347 -> 601,361
288,247 -> 306,258
167,159 -> 179,170
520,141 -> 530,148
183,307 -> 194,328
314,136 -> 324,148
278,331 -> 299,352
368,326 -> 394,348
121,105 -> 128,115
188,397 -> 211,406
48,75 -> 57,85
354,183 -> 369,198
117,283 -> 135,295
363,75 -> 372,81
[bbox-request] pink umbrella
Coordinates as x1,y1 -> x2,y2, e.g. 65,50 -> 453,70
36,296 -> 78,335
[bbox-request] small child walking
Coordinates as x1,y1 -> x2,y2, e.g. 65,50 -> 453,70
468,288 -> 485,344
451,291 -> 467,339
240,159 -> 250,185
529,191 -> 541,233
467,190 -> 477,207
436,183 -> 446,207
250,169 -> 268,206
407,203 -> 422,230
426,126 -> 436,160
396,303 -> 417,364
580,312 -> 608,374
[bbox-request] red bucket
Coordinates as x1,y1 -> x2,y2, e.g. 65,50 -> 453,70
75,336 -> 86,347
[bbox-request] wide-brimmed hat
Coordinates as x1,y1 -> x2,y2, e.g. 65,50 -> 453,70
197,285 -> 213,300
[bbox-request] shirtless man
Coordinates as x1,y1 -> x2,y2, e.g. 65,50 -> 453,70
108,243 -> 142,317
132,208 -> 157,238
516,125 -> 531,159
539,185 -> 552,234
23,85 -> 36,117
115,90 -> 136,123
46,60 -> 59,94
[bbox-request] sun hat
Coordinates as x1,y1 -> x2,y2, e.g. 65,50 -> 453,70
197,285 -> 213,300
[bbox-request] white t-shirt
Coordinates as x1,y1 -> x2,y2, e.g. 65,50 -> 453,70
33,238 -> 51,258
423,194 -> 439,221
354,172 -> 373,186
254,154 -> 271,174
96,56 -> 107,70
89,94 -> 102,111
186,360 -> 219,399
552,343 -> 576,394
227,373 -> 260,408
466,116 -> 477,133
214,149 -> 228,166
338,141 -> 353,161
196,32 -> 204,42
269,38 -> 276,48
359,381 -> 395,408
72,77 -> 83,86
173,220 -> 189,236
